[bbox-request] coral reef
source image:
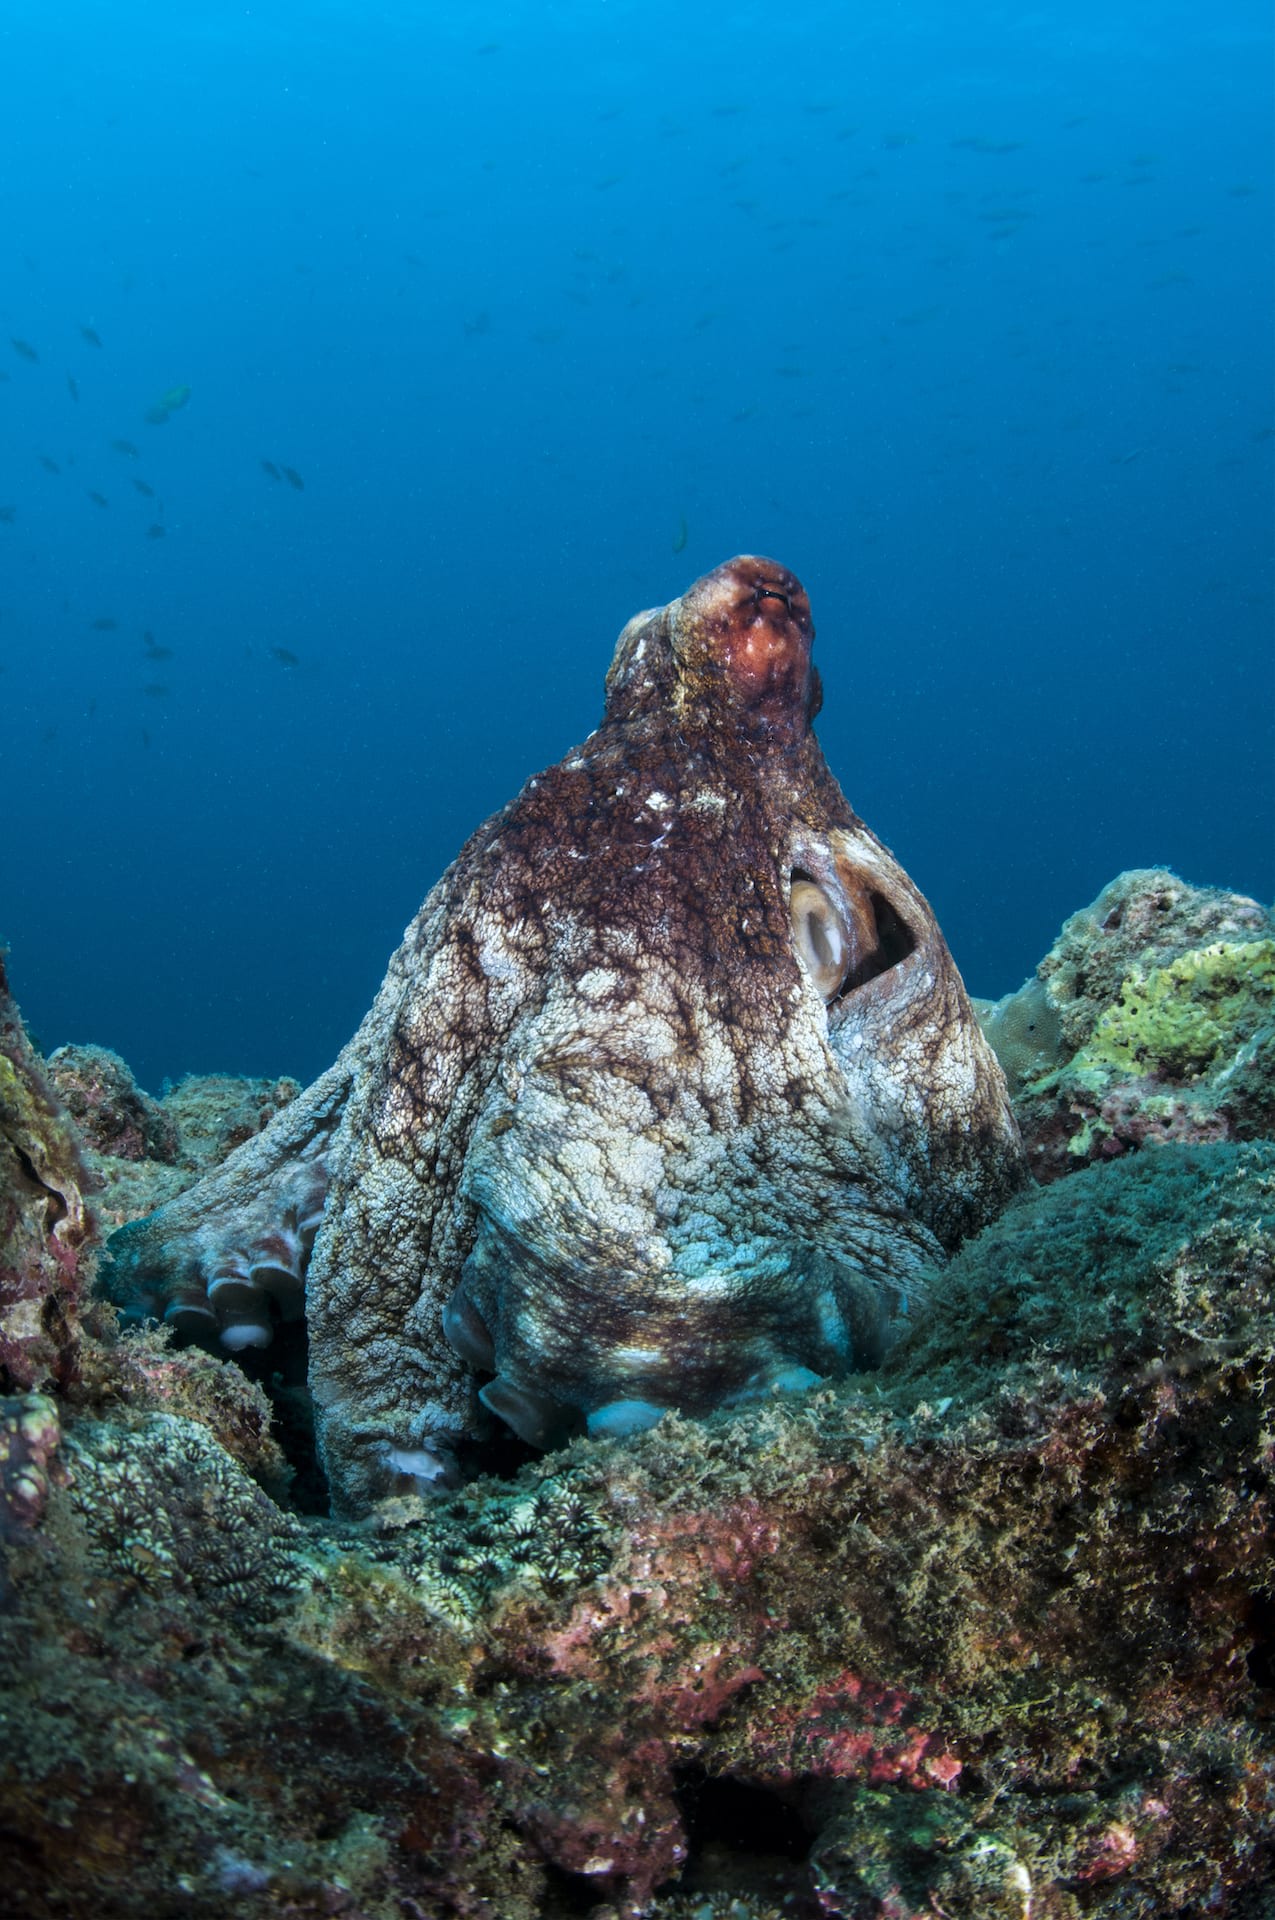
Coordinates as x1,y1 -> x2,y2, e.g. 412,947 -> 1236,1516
1,862 -> 1273,1916
66,1410 -> 309,1608
980,869 -> 1275,1180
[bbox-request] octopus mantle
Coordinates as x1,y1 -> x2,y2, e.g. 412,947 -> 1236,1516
104,558 -> 1027,1513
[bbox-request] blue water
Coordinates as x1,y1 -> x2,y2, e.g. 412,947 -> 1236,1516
2,2 -> 1271,1092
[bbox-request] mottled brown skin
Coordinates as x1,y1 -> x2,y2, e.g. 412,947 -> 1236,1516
105,559 -> 1027,1514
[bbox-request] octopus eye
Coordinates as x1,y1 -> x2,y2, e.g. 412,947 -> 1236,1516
789,878 -> 851,1000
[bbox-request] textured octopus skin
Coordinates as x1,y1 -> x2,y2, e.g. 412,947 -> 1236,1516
104,558 -> 1028,1515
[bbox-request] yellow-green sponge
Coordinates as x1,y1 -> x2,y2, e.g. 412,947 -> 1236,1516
1074,938 -> 1275,1083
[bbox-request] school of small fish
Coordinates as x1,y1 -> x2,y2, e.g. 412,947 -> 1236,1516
2,328 -> 311,716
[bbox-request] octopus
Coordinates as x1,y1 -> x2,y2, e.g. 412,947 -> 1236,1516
104,557 -> 1028,1515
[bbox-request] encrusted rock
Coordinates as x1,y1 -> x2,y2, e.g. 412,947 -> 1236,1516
2,887 -> 1274,1916
84,1069 -> 304,1235
160,1071 -> 303,1172
0,1391 -> 61,1544
4,1137 -> 1272,1914
980,868 -> 1275,1180
0,955 -> 96,1394
45,1042 -> 180,1164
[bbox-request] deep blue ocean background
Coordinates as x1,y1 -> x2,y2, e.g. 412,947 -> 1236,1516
2,1 -> 1271,1092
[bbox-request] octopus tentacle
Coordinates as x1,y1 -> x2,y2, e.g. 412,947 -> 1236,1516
100,1064 -> 346,1352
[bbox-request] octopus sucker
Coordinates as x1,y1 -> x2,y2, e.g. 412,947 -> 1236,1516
101,557 -> 1028,1515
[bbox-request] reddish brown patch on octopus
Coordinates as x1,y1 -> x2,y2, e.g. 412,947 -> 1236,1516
679,556 -> 819,741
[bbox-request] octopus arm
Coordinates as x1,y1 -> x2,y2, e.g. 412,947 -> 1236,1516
101,869 -> 537,1510
285,876 -> 541,1511
99,1059 -> 350,1349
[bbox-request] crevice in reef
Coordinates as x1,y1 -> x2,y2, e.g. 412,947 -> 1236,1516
538,1859 -> 608,1917
233,1323 -> 328,1514
234,1325 -> 544,1516
668,1767 -> 815,1909
1246,1591 -> 1275,1693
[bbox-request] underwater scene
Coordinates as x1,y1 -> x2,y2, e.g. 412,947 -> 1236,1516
1,2 -> 1274,1916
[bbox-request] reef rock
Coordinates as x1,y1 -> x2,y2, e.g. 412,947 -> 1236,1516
45,1042 -> 180,1164
0,955 -> 96,1395
1,938 -> 1274,1914
980,868 -> 1275,1182
40,1050 -> 302,1237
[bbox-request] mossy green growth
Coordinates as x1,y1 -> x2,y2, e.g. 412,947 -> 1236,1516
1071,938 -> 1275,1083
885,1140 -> 1275,1409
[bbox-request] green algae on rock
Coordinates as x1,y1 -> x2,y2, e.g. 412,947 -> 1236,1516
980,869 -> 1275,1180
1079,937 -> 1274,1081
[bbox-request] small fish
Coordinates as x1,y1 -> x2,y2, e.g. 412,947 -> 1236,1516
672,517 -> 688,554
146,523 -> 166,539
86,490 -> 109,507
111,438 -> 140,457
91,617 -> 118,631
141,729 -> 151,749
39,455 -> 61,475
142,683 -> 170,697
67,374 -> 79,402
260,459 -> 281,480
142,642 -> 173,660
270,646 -> 300,667
10,337 -> 38,362
281,466 -> 305,490
951,135 -> 1023,154
159,384 -> 191,411
131,477 -> 156,497
144,405 -> 171,425
0,506 -> 15,524
79,325 -> 103,348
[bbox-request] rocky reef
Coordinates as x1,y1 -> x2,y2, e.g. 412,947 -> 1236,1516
979,869 -> 1274,1182
1,872 -> 1273,1919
